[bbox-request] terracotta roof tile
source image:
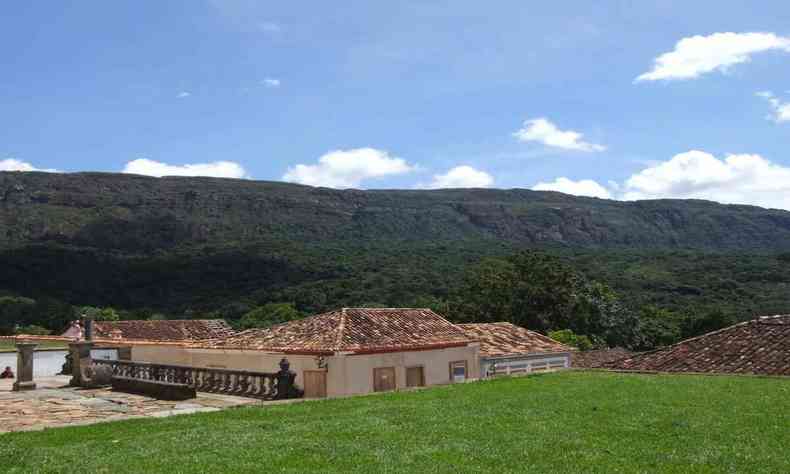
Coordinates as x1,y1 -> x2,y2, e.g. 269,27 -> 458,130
572,348 -> 633,369
93,319 -> 234,342
608,315 -> 790,376
457,323 -> 572,358
201,308 -> 475,354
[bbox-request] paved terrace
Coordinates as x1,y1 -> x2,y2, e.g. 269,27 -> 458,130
0,376 -> 259,434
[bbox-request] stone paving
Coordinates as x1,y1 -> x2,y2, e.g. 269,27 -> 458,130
0,376 -> 259,433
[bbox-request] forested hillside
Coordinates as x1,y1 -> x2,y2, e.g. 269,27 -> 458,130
4,171 -> 790,251
2,171 -> 790,348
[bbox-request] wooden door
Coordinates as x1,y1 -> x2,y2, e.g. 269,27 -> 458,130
373,367 -> 396,392
406,366 -> 424,388
303,370 -> 327,398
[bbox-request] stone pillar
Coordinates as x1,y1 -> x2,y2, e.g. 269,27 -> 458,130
12,342 -> 37,392
69,341 -> 94,387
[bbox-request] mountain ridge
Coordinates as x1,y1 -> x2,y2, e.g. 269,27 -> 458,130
3,171 -> 790,252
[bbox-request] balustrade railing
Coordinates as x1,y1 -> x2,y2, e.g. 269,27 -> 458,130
91,358 -> 302,400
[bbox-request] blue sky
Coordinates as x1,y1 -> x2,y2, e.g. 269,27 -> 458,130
3,1 -> 790,209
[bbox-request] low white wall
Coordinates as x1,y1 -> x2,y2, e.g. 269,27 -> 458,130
481,353 -> 571,378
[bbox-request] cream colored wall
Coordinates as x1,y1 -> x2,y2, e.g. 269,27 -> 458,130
130,343 -> 479,398
131,345 -> 191,365
332,344 -> 480,397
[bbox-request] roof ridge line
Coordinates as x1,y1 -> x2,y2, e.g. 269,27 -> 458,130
342,307 -> 430,310
334,308 -> 348,351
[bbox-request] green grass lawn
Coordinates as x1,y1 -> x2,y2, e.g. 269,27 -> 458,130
2,371 -> 788,473
0,340 -> 67,352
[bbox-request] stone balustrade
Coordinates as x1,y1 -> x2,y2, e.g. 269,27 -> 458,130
91,358 -> 303,400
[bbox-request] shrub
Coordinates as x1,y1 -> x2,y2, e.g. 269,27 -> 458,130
14,324 -> 52,336
548,329 -> 594,351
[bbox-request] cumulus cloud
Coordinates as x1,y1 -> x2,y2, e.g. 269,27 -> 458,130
514,118 -> 605,152
620,150 -> 790,209
637,32 -> 790,81
424,166 -> 494,189
262,78 -> 281,88
122,159 -> 247,178
530,150 -> 790,210
532,177 -> 612,199
282,148 -> 415,188
756,91 -> 790,122
0,159 -> 58,172
177,91 -> 191,98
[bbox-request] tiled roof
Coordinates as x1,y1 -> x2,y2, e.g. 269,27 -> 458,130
572,348 -> 633,369
457,323 -> 572,358
201,308 -> 476,354
608,315 -> 790,376
93,319 -> 235,342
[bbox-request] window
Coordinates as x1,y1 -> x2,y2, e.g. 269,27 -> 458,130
449,361 -> 467,383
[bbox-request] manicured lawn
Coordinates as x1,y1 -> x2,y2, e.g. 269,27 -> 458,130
0,340 -> 67,352
2,371 -> 788,473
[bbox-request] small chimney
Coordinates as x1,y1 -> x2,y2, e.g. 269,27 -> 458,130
84,317 -> 94,341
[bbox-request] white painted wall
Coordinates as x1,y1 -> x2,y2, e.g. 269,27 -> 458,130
480,353 -> 571,378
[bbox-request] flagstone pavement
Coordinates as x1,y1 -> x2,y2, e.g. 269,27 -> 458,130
0,376 -> 259,434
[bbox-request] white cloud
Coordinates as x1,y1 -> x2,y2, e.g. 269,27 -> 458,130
621,150 -> 790,210
0,159 -> 58,172
177,91 -> 191,98
424,166 -> 494,189
123,159 -> 247,179
530,150 -> 790,209
637,32 -> 790,81
262,78 -> 281,88
532,177 -> 612,199
282,148 -> 415,188
757,91 -> 790,122
513,118 -> 605,152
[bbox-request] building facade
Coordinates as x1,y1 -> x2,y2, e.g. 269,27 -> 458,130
129,308 -> 481,398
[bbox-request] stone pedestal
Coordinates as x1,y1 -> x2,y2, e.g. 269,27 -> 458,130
69,341 -> 94,387
12,342 -> 37,392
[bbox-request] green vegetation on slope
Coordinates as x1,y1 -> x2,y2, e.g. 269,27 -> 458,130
3,172 -> 790,347
4,172 -> 790,251
3,372 -> 789,473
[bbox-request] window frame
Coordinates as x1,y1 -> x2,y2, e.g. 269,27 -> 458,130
373,366 -> 397,392
449,360 -> 468,383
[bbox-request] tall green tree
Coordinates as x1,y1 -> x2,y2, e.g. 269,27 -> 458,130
0,296 -> 37,335
454,251 -> 643,348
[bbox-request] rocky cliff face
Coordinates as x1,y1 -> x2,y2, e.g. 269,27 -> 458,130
3,171 -> 790,252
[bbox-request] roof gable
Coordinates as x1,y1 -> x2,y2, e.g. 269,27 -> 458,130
609,315 -> 790,376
